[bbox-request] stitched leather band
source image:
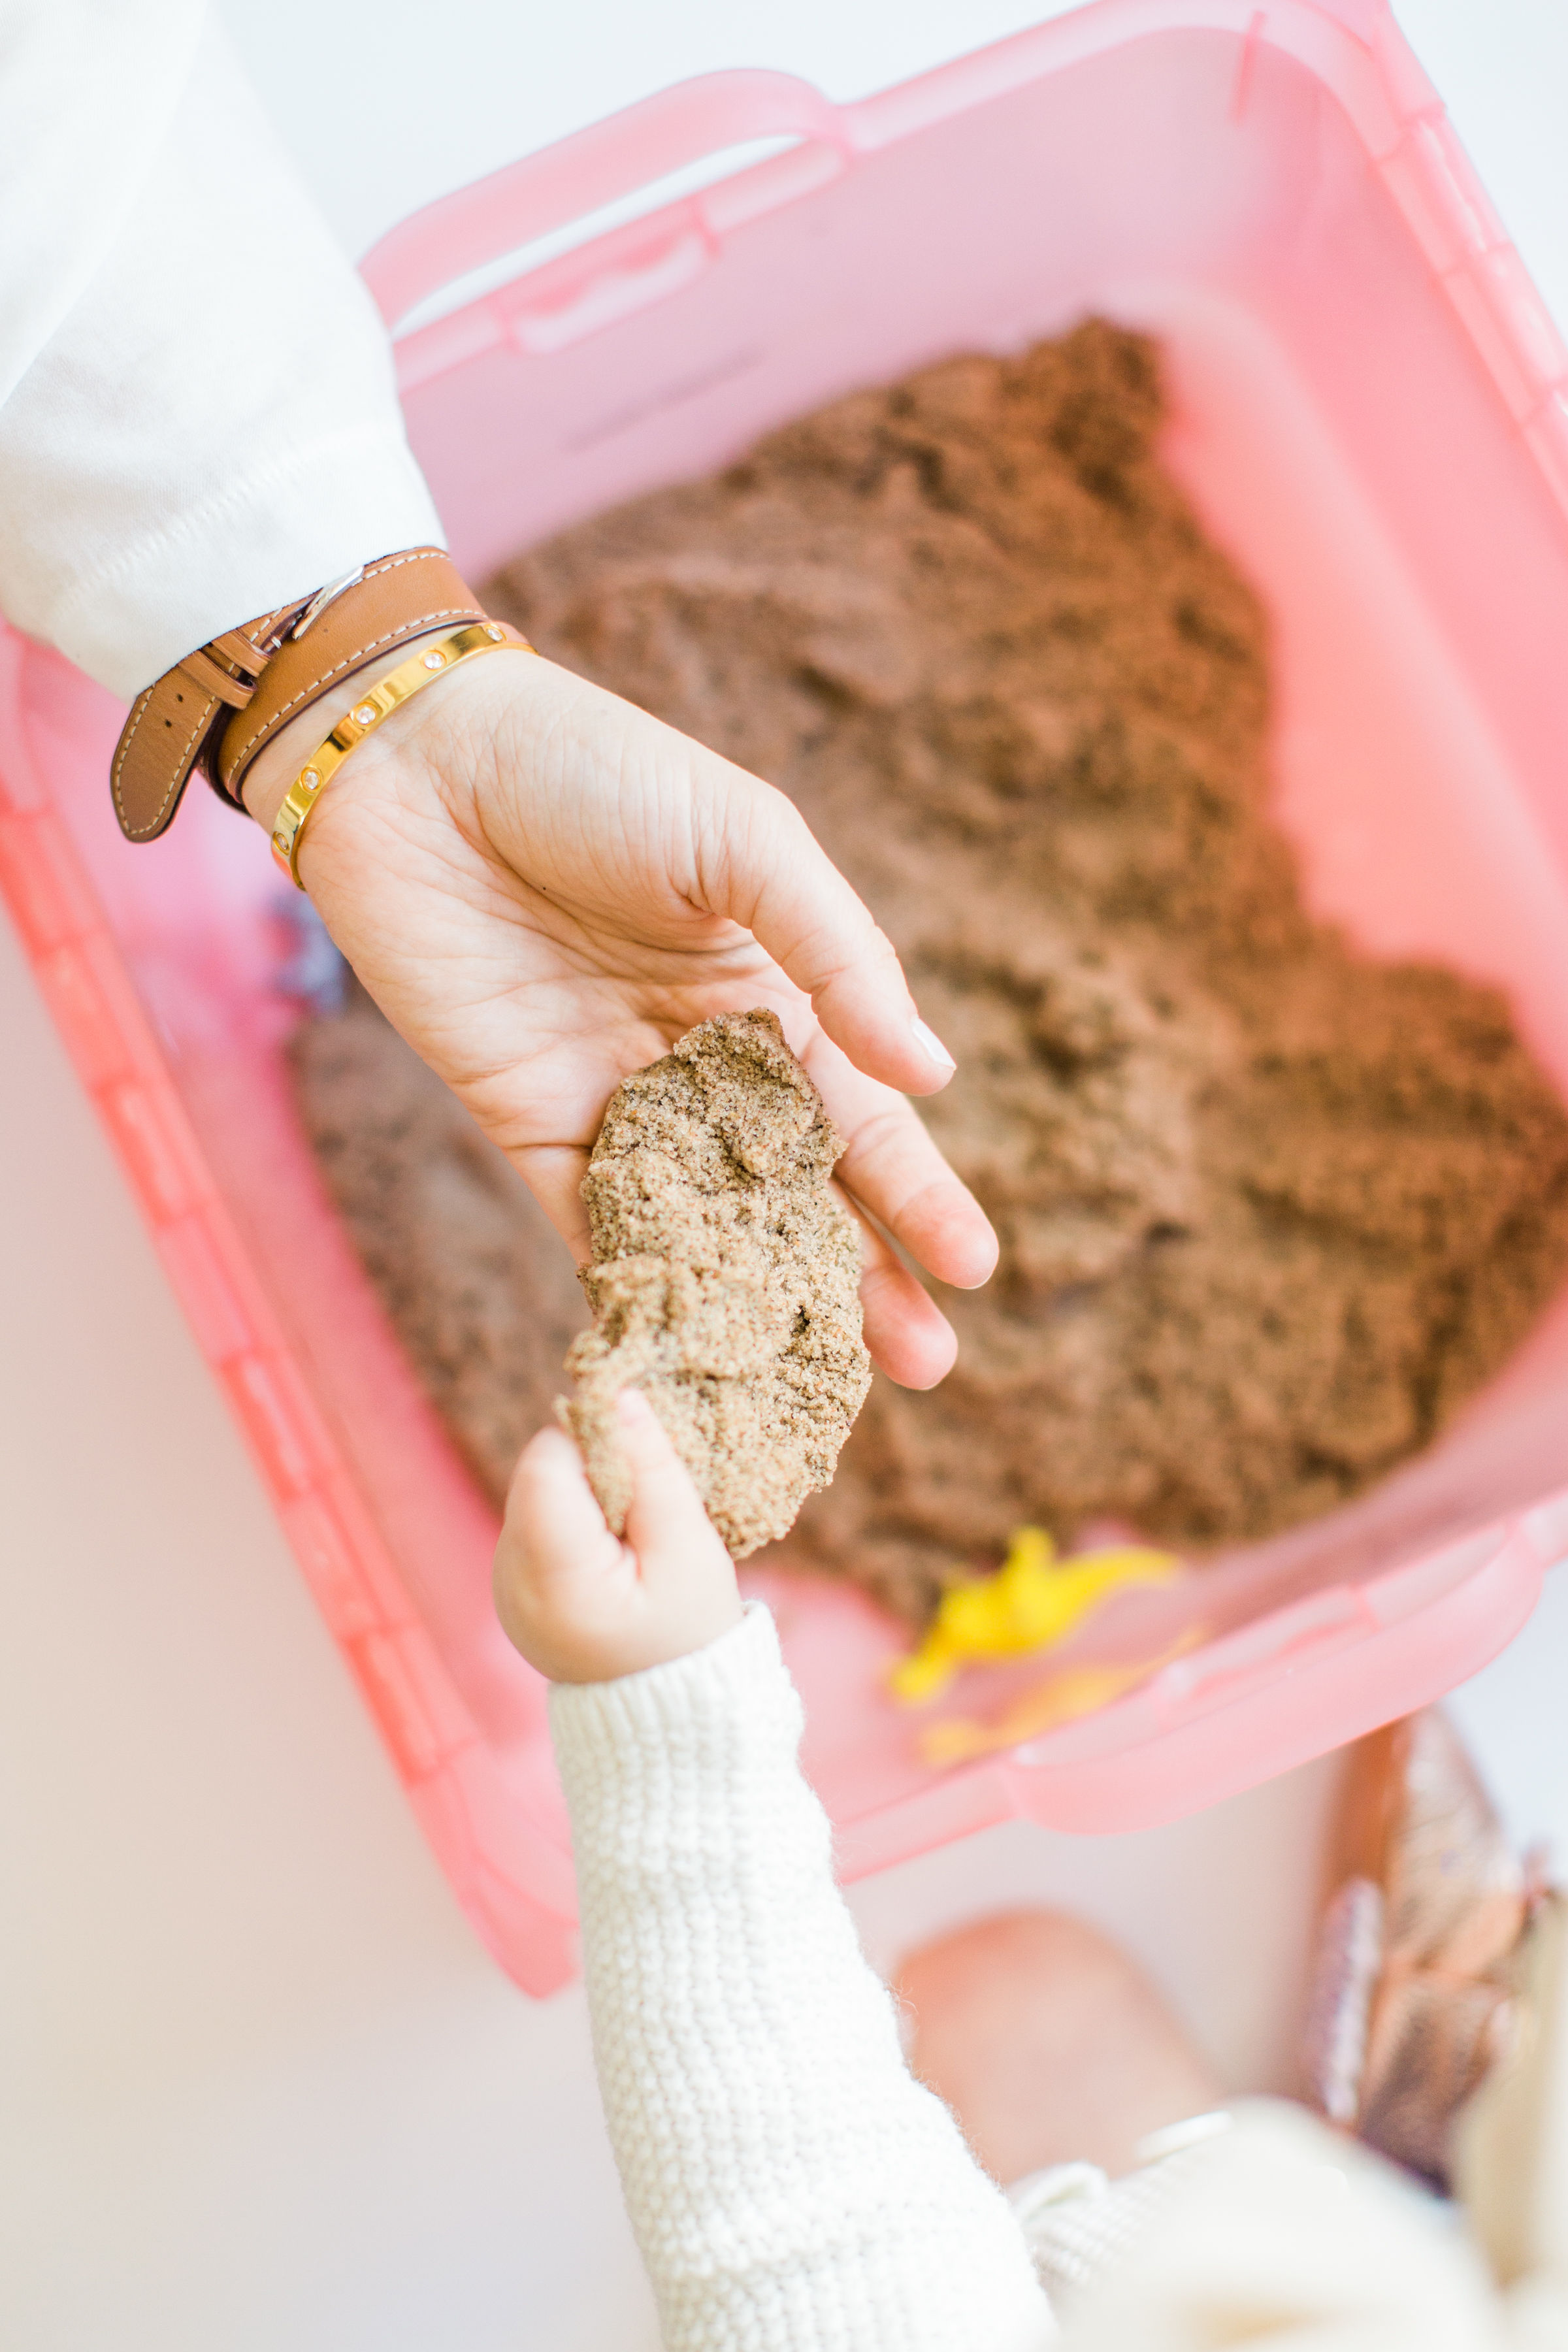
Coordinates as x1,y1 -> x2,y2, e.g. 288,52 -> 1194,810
216,548 -> 485,807
111,596 -> 310,842
108,547 -> 487,843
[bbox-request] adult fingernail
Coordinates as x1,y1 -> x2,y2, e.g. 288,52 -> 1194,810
911,1015 -> 956,1073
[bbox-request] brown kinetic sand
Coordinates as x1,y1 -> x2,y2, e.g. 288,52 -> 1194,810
560,1007 -> 872,1554
290,975 -> 590,1501
293,320 -> 1568,1626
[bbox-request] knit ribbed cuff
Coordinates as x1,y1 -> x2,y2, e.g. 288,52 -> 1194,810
549,1601 -> 796,1767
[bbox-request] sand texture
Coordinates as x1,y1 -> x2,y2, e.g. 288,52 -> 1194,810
289,977 -> 589,1499
482,319 -> 1568,1622
561,1008 -> 872,1556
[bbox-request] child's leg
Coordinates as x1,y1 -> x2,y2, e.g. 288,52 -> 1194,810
896,1910 -> 1222,2183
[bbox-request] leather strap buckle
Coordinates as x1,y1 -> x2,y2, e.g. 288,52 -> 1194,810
109,547 -> 488,843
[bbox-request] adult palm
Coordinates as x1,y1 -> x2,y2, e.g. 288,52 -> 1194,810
245,649 -> 997,1388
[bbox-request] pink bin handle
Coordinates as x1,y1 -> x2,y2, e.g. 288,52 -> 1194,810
361,69 -> 850,333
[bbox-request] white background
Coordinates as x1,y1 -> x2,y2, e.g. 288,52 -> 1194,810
3,5 -> 1567,2345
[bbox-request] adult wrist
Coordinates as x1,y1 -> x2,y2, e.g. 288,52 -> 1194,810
239,635 -> 448,834
108,547 -> 492,844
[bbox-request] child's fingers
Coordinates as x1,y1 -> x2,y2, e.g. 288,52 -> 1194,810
494,1426 -> 621,1669
507,1424 -> 622,1580
495,1400 -> 743,1683
617,1388 -> 732,1573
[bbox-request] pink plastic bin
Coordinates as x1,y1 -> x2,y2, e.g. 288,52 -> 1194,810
6,0 -> 1568,1996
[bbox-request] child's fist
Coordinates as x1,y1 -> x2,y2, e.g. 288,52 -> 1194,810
493,1388 -> 743,1683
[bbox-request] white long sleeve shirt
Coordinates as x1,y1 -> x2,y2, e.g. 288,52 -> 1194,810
0,1 -> 440,696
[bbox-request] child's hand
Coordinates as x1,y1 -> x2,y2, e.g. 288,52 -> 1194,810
494,1388 -> 743,1683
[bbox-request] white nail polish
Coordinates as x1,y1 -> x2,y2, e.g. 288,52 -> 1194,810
911,1015 -> 956,1072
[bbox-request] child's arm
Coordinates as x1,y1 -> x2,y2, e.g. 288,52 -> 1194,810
495,1390 -> 1054,2352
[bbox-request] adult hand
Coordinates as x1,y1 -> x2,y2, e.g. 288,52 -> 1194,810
243,645 -> 998,1388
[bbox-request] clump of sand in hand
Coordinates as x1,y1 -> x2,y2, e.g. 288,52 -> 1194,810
561,1008 -> 872,1554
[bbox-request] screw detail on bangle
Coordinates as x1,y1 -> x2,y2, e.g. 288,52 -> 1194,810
269,621 -> 534,889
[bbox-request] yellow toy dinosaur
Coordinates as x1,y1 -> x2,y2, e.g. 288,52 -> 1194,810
889,1526 -> 1183,1705
919,1632 -> 1204,1767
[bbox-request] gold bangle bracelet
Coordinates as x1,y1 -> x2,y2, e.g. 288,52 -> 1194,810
269,619 -> 534,889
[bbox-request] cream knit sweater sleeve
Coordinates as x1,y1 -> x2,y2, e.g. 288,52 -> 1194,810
550,1603 -> 1056,2352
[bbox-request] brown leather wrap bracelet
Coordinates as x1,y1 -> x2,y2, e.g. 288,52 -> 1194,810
110,547 -> 489,842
